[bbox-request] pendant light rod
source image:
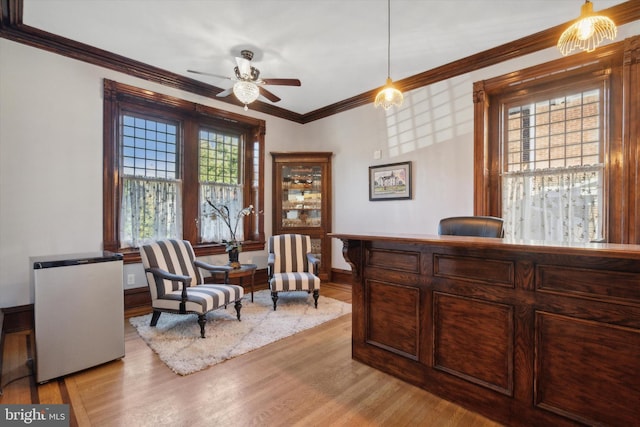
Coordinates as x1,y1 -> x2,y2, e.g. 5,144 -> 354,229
386,0 -> 391,78
374,0 -> 404,110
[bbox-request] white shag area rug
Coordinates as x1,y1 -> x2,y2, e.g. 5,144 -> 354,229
129,290 -> 351,375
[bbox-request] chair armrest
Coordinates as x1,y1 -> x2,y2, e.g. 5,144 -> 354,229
194,260 -> 231,282
307,253 -> 320,276
267,253 -> 275,279
145,267 -> 192,284
194,260 -> 232,273
307,253 -> 320,266
145,267 -> 192,303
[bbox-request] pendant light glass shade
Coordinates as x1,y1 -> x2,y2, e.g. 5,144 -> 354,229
233,81 -> 260,110
375,0 -> 403,110
375,78 -> 404,110
557,0 -> 617,56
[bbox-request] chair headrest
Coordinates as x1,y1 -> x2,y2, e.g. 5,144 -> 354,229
438,216 -> 504,238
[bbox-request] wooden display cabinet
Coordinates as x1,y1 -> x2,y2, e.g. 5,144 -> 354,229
271,152 -> 332,281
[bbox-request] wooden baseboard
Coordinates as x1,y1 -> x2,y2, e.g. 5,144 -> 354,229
330,268 -> 353,285
124,286 -> 151,310
1,305 -> 33,334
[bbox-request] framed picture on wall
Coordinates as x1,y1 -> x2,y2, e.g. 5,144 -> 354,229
369,161 -> 412,201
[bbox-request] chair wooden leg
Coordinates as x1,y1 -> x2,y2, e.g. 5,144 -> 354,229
150,310 -> 162,326
313,290 -> 319,308
271,291 -> 279,311
197,314 -> 206,338
234,300 -> 242,321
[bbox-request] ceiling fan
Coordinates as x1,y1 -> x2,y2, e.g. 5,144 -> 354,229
188,50 -> 301,110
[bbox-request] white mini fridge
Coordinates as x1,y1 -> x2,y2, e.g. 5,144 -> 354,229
31,251 -> 125,383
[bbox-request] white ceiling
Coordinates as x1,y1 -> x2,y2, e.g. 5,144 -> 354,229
22,0 -> 629,114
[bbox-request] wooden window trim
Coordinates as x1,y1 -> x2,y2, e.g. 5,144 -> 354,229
103,79 -> 265,262
474,36 -> 640,244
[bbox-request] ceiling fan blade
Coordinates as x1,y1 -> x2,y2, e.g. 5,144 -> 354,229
260,78 -> 301,86
187,69 -> 231,80
259,87 -> 281,103
216,88 -> 233,98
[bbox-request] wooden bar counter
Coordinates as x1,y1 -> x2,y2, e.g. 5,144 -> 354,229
330,233 -> 640,427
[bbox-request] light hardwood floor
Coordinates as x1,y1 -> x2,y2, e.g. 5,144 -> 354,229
1,283 -> 501,426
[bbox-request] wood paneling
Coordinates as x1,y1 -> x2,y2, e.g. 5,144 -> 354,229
537,264 -> 640,303
366,280 -> 420,359
434,254 -> 514,287
433,292 -> 514,395
367,248 -> 421,273
535,311 -> 640,426
333,232 -> 640,426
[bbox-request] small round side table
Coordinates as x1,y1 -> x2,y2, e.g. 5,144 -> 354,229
208,263 -> 258,302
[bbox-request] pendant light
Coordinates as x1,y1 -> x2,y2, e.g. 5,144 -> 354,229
374,0 -> 403,110
557,0 -> 617,56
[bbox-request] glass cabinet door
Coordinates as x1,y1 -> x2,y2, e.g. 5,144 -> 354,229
280,164 -> 323,229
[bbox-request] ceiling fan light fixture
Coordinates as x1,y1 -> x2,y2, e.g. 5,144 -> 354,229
375,77 -> 404,110
375,0 -> 403,110
557,0 -> 617,56
233,81 -> 260,110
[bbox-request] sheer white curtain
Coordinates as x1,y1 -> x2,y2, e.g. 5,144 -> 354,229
200,183 -> 244,243
502,165 -> 604,243
120,178 -> 182,248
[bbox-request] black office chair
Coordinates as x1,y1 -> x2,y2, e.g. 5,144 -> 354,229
438,216 -> 504,238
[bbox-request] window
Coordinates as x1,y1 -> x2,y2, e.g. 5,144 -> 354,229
198,127 -> 246,243
501,85 -> 605,242
474,41 -> 640,244
120,114 -> 182,247
103,80 -> 265,261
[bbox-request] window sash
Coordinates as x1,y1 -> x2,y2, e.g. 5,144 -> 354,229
502,165 -> 604,243
120,177 -> 183,248
199,183 -> 245,243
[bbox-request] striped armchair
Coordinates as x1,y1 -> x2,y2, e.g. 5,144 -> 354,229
140,239 -> 244,338
267,234 -> 321,311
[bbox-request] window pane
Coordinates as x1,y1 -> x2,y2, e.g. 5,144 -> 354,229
504,89 -> 603,173
199,129 -> 241,184
121,114 -> 179,179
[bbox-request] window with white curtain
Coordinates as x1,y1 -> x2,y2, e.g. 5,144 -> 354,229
198,127 -> 245,243
501,87 -> 605,243
119,114 -> 182,248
